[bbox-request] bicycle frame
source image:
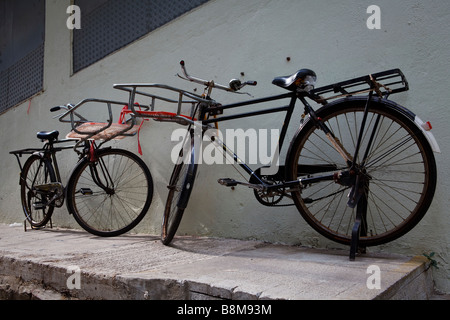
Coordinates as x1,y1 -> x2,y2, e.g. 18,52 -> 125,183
45,139 -> 82,184
161,63 -> 407,193
197,91 -> 338,191
110,64 -> 422,201
44,140 -> 119,197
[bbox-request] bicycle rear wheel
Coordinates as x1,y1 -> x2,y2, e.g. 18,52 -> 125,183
286,98 -> 437,246
20,155 -> 56,228
66,148 -> 153,237
161,131 -> 197,245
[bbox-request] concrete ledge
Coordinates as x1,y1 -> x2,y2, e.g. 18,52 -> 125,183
0,224 -> 434,300
374,255 -> 434,300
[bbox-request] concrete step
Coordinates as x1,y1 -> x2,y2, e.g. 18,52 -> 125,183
0,224 -> 434,300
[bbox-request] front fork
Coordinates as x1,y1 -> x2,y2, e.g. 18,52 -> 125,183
85,142 -> 115,195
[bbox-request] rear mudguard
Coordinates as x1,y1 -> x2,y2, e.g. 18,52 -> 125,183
305,96 -> 440,153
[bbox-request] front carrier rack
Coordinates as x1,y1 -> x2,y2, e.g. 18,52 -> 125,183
58,84 -> 212,148
112,83 -> 211,125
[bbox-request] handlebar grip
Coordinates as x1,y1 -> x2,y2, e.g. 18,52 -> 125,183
247,81 -> 257,86
50,106 -> 61,112
180,60 -> 185,66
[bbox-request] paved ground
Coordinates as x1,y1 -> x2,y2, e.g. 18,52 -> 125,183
0,223 -> 434,300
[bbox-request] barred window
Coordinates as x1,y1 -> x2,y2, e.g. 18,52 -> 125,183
73,0 -> 209,74
0,0 -> 45,113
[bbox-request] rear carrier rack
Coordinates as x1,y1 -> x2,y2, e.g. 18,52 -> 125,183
311,68 -> 409,103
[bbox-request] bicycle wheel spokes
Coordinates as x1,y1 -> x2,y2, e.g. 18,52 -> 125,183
68,149 -> 153,236
290,101 -> 436,246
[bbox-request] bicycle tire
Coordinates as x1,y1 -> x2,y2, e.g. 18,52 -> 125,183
161,132 -> 198,245
20,155 -> 56,228
66,148 -> 153,237
286,98 -> 437,246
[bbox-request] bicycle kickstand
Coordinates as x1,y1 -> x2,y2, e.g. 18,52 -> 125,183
349,182 -> 368,261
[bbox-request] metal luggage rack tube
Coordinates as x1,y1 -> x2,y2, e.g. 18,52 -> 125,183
58,99 -> 142,136
57,98 -> 150,149
113,83 -> 214,125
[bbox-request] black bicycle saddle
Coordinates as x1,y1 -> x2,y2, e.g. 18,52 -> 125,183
272,69 -> 316,91
37,130 -> 59,141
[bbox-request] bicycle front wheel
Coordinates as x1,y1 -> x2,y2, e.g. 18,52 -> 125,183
161,133 -> 197,245
66,148 -> 153,237
20,155 -> 56,228
286,98 -> 437,246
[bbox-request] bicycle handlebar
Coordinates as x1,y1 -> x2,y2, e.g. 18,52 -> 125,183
177,60 -> 257,94
51,103 -> 90,124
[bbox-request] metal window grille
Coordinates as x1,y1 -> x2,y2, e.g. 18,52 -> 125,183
73,0 -> 209,73
0,0 -> 45,113
0,44 -> 44,113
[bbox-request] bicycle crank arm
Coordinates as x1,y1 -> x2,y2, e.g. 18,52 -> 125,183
218,178 -> 265,191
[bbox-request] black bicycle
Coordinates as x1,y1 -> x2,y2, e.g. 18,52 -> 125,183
99,61 -> 438,259
145,61 -> 438,258
10,104 -> 153,237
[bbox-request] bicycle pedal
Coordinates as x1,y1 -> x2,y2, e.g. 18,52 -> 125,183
218,178 -> 238,187
80,188 -> 93,195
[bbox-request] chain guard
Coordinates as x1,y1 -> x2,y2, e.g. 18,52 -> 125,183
34,183 -> 65,208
